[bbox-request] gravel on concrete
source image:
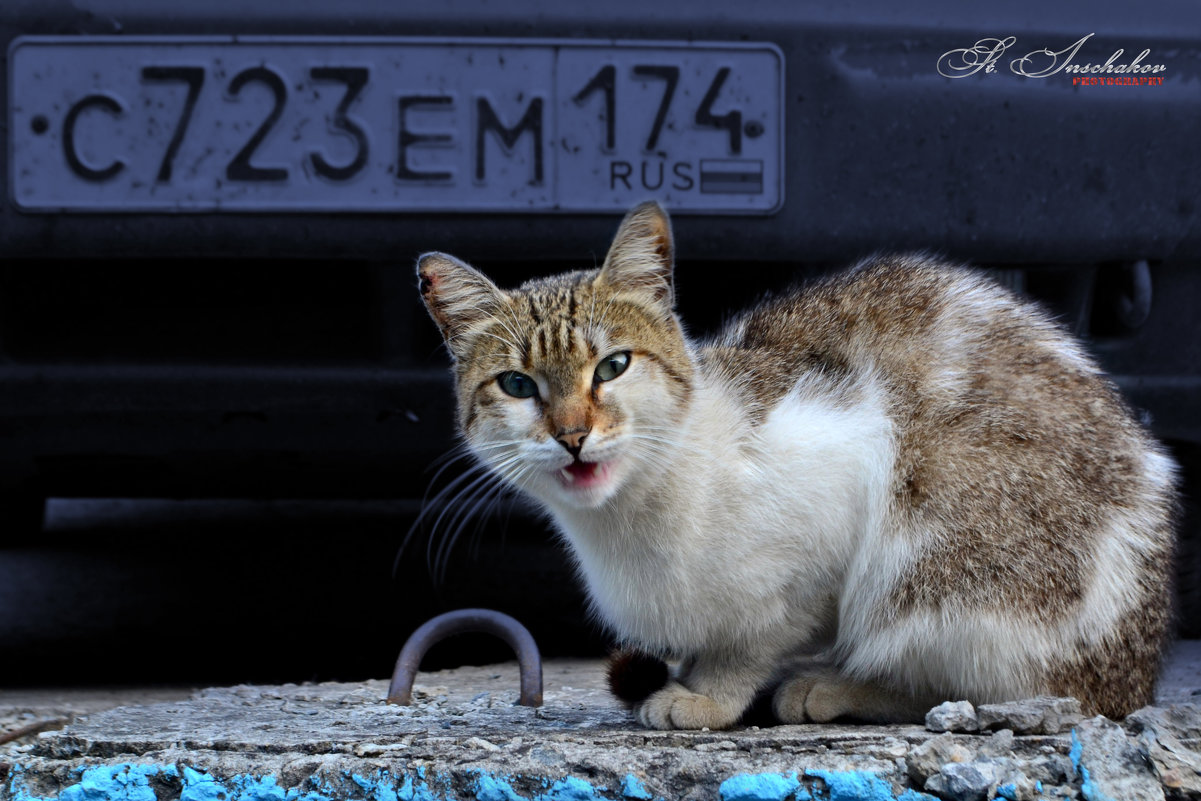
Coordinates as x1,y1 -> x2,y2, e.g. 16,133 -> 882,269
1,643 -> 1199,801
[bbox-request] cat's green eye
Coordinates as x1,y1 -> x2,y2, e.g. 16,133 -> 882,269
595,351 -> 631,383
497,371 -> 538,399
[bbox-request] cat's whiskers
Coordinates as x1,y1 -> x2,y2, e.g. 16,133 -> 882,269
397,448 -> 479,559
426,451 -> 528,582
398,440 -> 529,580
635,428 -> 765,481
624,427 -> 708,459
431,464 -> 521,582
442,457 -> 549,578
622,442 -> 686,480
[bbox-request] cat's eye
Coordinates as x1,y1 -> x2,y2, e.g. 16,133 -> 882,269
497,371 -> 538,399
595,351 -> 631,383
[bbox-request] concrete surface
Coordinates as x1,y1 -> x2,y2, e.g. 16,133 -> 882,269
2,643 -> 1200,801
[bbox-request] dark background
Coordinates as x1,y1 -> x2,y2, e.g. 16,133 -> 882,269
1,1 -> 1198,685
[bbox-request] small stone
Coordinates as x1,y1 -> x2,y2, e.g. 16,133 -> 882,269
1025,754 -> 1074,786
1126,703 -> 1201,797
1073,715 -> 1165,801
925,758 -> 1034,801
907,732 -> 976,783
926,700 -> 980,733
464,736 -> 501,752
981,729 -> 1014,756
925,760 -> 1003,801
976,696 -> 1083,735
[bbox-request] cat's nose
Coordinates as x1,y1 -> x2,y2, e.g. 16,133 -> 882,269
556,429 -> 589,459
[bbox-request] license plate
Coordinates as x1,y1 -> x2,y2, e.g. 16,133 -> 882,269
9,37 -> 783,214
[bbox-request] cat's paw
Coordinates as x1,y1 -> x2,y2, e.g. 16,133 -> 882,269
796,678 -> 852,723
635,683 -> 738,730
771,672 -> 825,723
773,671 -> 931,724
773,671 -> 863,723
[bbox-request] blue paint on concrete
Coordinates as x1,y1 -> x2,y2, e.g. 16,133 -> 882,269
805,771 -> 936,801
807,770 -> 892,800
537,778 -> 605,801
9,766 -> 418,801
1069,728 -> 1083,775
617,776 -> 651,801
473,774 -> 527,801
10,764 -> 179,801
288,779 -> 332,801
469,771 -> 620,801
719,773 -> 801,801
1069,729 -> 1115,801
348,771 -> 400,801
3,763 -> 947,801
400,776 -> 440,801
233,775 -> 288,801
180,768 -> 228,801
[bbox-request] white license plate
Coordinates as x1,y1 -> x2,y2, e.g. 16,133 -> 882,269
9,37 -> 783,214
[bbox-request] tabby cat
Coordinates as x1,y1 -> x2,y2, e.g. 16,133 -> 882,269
417,202 -> 1176,729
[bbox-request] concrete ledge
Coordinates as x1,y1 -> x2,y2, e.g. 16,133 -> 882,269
3,656 -> 1200,801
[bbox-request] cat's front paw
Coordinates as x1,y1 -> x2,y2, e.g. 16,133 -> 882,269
635,682 -> 739,730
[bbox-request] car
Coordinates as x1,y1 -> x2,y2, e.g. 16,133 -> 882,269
1,1 -> 1198,681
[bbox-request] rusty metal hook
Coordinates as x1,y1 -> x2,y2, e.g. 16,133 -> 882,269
387,608 -> 543,707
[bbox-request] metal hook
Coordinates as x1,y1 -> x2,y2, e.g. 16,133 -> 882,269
387,608 -> 543,707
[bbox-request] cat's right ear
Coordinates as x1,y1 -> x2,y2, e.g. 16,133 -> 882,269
417,252 -> 507,360
596,201 -> 675,317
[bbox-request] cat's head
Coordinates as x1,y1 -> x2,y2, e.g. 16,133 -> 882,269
417,202 -> 694,510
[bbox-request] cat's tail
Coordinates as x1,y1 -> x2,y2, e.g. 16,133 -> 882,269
605,647 -> 669,706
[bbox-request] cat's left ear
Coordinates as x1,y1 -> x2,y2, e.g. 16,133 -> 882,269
417,252 -> 508,360
596,201 -> 675,315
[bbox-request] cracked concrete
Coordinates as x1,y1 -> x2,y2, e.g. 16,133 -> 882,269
2,644 -> 1200,801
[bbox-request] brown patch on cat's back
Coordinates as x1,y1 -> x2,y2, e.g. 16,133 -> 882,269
1044,526 -> 1174,717
701,257 -> 954,423
881,264 -> 1174,641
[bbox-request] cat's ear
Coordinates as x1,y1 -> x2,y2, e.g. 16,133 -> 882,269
596,201 -> 675,315
417,252 -> 508,360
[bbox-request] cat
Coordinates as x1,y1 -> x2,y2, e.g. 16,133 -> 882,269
416,201 -> 1177,729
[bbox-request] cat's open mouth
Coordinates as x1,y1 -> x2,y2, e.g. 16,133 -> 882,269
557,458 -> 613,490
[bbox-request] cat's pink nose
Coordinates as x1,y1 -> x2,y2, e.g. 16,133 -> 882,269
556,429 -> 590,458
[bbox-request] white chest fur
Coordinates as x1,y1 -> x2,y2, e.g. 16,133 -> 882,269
546,372 -> 896,655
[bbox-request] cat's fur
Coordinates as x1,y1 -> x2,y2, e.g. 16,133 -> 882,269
417,202 -> 1177,729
